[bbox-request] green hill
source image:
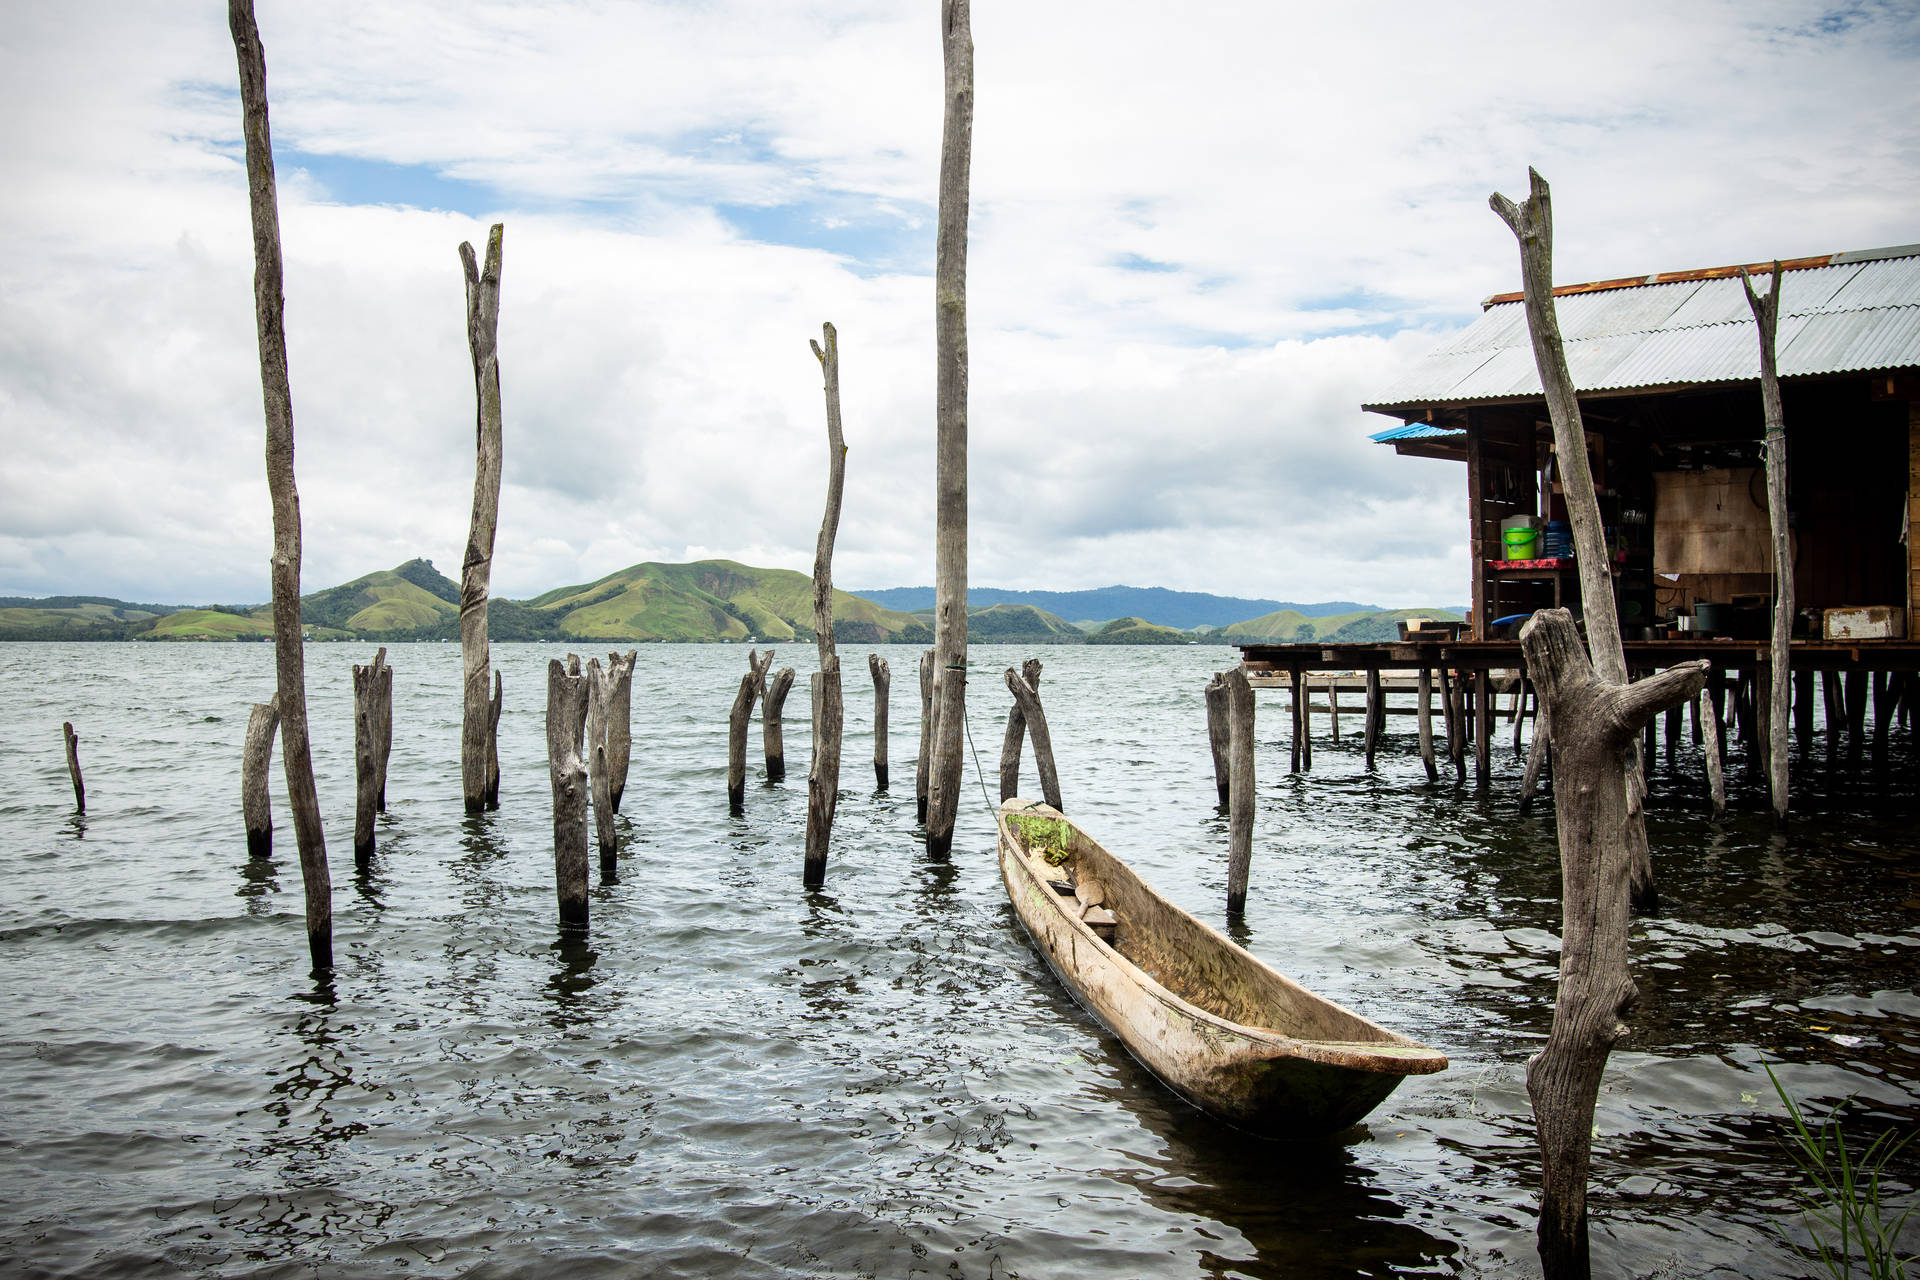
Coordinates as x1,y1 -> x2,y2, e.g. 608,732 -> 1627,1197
145,608 -> 275,640
294,558 -> 461,633
1222,606 -> 1462,644
1085,616 -> 1194,645
916,601 -> 1083,644
0,596 -> 179,640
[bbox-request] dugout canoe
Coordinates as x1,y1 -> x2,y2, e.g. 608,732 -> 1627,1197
997,798 -> 1446,1138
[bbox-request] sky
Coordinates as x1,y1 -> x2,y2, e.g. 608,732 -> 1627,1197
2,2 -> 1917,609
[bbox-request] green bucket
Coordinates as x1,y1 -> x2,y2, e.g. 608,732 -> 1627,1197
1502,527 -> 1539,561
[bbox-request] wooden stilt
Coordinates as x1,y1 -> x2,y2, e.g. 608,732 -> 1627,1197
586,657 -> 618,876
1362,668 -> 1381,770
546,658 -> 591,929
1793,669 -> 1814,755
915,648 -> 934,824
1474,670 -> 1491,789
1224,666 -> 1255,916
1327,677 -> 1341,742
352,657 -> 379,867
1299,669 -> 1313,771
1664,702 -> 1680,756
1689,682 -> 1702,744
1845,669 -> 1868,755
241,697 -> 279,857
368,649 -> 392,813
1288,669 -> 1302,774
1701,688 -> 1726,817
1871,670 -> 1892,766
1203,672 -> 1231,805
1418,666 -> 1438,782
604,650 -> 636,812
1437,665 -> 1463,782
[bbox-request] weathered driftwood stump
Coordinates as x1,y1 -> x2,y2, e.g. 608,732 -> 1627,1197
806,663 -> 843,886
459,224 -> 505,816
62,721 -> 85,813
585,657 -> 618,874
1520,609 -> 1705,1279
546,658 -> 590,930
484,669 -> 502,808
352,653 -> 384,866
869,653 -> 890,790
1203,672 -> 1231,806
1224,667 -> 1256,915
924,0 -> 973,862
230,0 -> 330,973
915,647 -> 935,824
1004,664 -> 1061,812
726,671 -> 756,815
241,696 -> 280,857
605,650 -> 636,811
999,658 -> 1042,802
762,666 -> 796,783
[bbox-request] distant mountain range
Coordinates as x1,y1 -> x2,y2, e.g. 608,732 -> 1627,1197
854,585 -> 1374,629
0,560 -> 1458,645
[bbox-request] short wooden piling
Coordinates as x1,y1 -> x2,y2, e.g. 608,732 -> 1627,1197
999,658 -> 1042,802
547,658 -> 591,929
364,648 -> 391,812
1417,667 -> 1438,782
1327,677 -> 1341,742
762,666 -> 796,783
1203,673 -> 1231,805
915,647 -> 935,823
586,657 -> 618,875
726,671 -> 755,815
1004,663 -> 1062,812
1701,687 -> 1726,817
1473,671 -> 1491,790
869,653 -> 890,790
605,650 -> 636,811
1437,665 -> 1462,782
1224,667 -> 1255,916
1793,669 -> 1814,754
1362,668 -> 1381,770
61,721 -> 85,813
352,656 -> 380,866
241,697 -> 279,857
1288,669 -> 1302,774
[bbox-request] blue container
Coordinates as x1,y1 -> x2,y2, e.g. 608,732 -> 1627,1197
1541,521 -> 1573,558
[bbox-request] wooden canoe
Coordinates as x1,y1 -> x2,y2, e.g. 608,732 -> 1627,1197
996,798 -> 1446,1139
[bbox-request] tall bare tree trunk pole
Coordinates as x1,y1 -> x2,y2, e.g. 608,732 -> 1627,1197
241,696 -> 280,857
1743,264 -> 1793,831
805,323 -> 849,885
924,0 -> 974,861
459,224 -> 505,814
1519,611 -> 1705,1280
1491,170 -> 1660,913
230,0 -> 330,974
869,653 -> 891,789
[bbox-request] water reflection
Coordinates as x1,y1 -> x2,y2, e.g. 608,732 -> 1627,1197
236,851 -> 280,916
63,812 -> 86,841
543,935 -> 600,1033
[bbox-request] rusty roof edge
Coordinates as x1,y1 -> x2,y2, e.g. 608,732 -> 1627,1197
1478,243 -> 1920,310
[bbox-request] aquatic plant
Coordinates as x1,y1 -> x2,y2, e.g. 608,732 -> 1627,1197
1767,1064 -> 1916,1279
1008,814 -> 1074,866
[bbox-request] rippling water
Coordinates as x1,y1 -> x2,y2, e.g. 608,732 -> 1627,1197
0,640 -> 1914,1278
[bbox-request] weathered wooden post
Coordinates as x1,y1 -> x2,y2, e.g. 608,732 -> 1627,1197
749,648 -> 774,706
1436,665 -> 1460,782
458,224 -> 505,815
804,321 -> 849,886
585,657 -> 618,875
1701,688 -> 1726,817
999,658 -> 1043,801
1203,672 -> 1231,805
1792,669 -> 1815,754
1474,671 -> 1492,789
915,647 -> 935,823
1004,664 -> 1061,812
370,649 -> 393,811
605,650 -> 636,811
1224,666 -> 1256,915
1327,677 -> 1341,742
242,696 -> 280,857
924,0 -> 974,861
61,722 -> 85,813
1417,666 -> 1438,781
1362,669 -> 1382,770
726,671 -> 755,815
762,667 -> 797,783
352,653 -> 383,867
1521,610 -> 1706,1280
546,658 -> 590,929
1288,670 -> 1302,774
1741,263 -> 1793,829
485,669 -> 502,807
869,654 -> 891,790
230,0 -> 330,973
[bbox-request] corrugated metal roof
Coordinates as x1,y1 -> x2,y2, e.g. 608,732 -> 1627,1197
1365,247 -> 1920,413
1367,422 -> 1467,443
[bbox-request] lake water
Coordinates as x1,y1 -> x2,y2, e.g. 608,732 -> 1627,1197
0,640 -> 1914,1278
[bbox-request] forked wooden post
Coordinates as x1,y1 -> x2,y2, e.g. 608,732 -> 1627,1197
762,667 -> 797,783
726,671 -> 755,815
915,647 -> 935,824
458,224 -> 505,816
546,658 -> 590,929
230,0 -> 330,973
1224,666 -> 1255,915
869,653 -> 890,790
1203,672 -> 1231,805
1004,664 -> 1061,812
241,696 -> 280,857
62,722 -> 85,813
1520,609 -> 1706,1280
585,657 -> 618,875
605,650 -> 636,811
999,658 -> 1042,801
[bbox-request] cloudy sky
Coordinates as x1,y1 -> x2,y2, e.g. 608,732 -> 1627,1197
3,2 -> 1916,608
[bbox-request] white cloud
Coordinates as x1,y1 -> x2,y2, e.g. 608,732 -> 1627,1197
0,0 -> 1915,608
